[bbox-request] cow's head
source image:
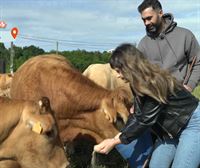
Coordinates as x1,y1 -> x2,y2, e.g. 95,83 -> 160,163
22,97 -> 57,137
0,97 -> 69,168
100,87 -> 130,124
0,73 -> 13,89
0,73 -> 14,97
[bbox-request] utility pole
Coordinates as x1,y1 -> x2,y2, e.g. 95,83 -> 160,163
10,41 -> 15,75
56,41 -> 58,54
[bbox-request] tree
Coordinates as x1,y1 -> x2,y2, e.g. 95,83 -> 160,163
22,45 -> 45,59
61,50 -> 111,72
12,45 -> 23,59
0,43 -> 9,62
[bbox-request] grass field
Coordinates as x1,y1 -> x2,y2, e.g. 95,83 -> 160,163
193,85 -> 200,99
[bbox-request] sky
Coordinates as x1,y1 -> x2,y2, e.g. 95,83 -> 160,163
0,0 -> 200,52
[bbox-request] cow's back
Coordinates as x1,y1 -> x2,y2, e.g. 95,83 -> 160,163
11,54 -> 110,118
83,63 -> 133,100
83,63 -> 113,88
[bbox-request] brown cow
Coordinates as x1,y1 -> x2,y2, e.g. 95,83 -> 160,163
10,55 -> 130,165
0,73 -> 13,97
0,96 -> 69,168
83,63 -> 133,101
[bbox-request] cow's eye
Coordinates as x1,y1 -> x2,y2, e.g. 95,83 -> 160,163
46,129 -> 55,138
45,125 -> 57,139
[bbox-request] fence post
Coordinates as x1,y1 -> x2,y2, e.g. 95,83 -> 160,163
10,41 -> 15,75
56,41 -> 58,54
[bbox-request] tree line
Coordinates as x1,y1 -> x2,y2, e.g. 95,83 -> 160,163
0,43 -> 111,72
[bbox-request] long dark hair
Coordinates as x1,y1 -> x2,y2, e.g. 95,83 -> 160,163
109,43 -> 182,103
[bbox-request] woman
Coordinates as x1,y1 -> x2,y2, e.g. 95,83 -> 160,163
94,43 -> 200,168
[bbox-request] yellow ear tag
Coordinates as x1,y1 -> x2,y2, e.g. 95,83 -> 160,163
32,122 -> 43,134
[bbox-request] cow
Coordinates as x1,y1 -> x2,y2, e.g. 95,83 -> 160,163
0,96 -> 69,168
0,73 -> 13,97
10,54 -> 130,166
83,63 -> 133,102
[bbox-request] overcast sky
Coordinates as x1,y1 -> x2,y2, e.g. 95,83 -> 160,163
1,0 -> 200,52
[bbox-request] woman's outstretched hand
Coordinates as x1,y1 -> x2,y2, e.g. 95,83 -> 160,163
94,135 -> 121,154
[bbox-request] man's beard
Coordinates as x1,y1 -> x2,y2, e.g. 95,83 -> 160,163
146,22 -> 161,34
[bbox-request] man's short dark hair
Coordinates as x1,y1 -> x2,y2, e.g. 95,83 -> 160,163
138,0 -> 162,13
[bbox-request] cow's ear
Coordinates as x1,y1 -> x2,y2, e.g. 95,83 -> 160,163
38,97 -> 51,114
101,97 -> 117,123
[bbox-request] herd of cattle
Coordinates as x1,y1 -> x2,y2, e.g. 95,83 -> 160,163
0,54 -> 133,168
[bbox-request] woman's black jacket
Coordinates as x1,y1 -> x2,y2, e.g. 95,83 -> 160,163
119,89 -> 199,144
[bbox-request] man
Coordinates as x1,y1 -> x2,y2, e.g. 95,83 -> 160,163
137,0 -> 200,92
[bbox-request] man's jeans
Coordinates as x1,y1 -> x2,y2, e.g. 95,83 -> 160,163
115,130 -> 153,168
150,103 -> 200,168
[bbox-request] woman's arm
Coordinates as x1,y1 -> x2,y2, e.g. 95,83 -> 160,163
94,133 -> 122,154
94,96 -> 164,154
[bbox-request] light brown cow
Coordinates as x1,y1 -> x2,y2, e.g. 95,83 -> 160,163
10,54 -> 130,166
0,96 -> 69,168
0,73 -> 13,97
83,63 -> 133,101
10,54 -> 129,144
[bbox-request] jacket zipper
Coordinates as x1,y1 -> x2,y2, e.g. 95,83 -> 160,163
156,39 -> 163,64
157,122 -> 174,139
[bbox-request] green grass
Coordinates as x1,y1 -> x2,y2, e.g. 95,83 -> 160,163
192,85 -> 200,100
